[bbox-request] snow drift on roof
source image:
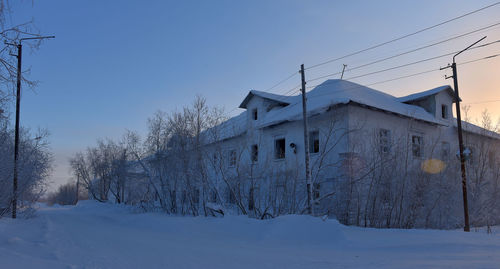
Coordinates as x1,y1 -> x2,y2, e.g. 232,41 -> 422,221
258,79 -> 443,128
239,90 -> 292,109
454,120 -> 500,140
397,85 -> 458,103
206,80 -> 454,142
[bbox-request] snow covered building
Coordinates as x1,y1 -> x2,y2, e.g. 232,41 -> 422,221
204,79 -> 500,224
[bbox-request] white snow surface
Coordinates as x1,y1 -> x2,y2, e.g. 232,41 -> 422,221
1,201 -> 499,269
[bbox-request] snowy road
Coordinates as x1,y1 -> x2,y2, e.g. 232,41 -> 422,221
0,201 -> 499,269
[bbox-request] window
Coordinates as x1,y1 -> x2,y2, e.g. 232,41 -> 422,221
379,129 -> 391,153
441,104 -> 448,119
248,188 -> 255,211
252,108 -> 258,120
489,151 -> 496,169
309,130 -> 320,153
193,188 -> 200,204
171,190 -> 177,209
412,135 -> 423,158
441,142 -> 450,160
274,138 -> 286,159
251,144 -> 258,163
228,150 -> 237,167
210,190 -> 217,203
313,183 -> 320,200
466,146 -> 474,165
228,188 -> 236,204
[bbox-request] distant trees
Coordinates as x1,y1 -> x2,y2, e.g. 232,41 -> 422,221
46,181 -> 84,206
0,127 -> 52,217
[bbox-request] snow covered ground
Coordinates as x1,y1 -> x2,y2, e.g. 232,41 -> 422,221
0,201 -> 499,269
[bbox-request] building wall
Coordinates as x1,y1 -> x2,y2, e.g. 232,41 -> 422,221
201,91 -> 500,222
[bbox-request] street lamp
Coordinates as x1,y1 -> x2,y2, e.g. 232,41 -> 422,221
441,36 -> 486,232
6,35 -> 54,219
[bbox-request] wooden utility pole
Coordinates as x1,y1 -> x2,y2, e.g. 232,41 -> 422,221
299,64 -> 313,215
6,35 -> 54,218
11,43 -> 22,219
441,36 -> 486,232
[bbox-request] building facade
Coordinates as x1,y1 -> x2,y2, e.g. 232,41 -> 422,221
202,79 -> 500,227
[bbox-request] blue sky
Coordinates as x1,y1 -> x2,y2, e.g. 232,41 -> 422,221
7,0 -> 500,190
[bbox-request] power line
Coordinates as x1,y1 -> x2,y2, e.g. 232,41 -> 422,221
304,51 -> 500,97
306,39 -> 500,86
306,1 -> 500,70
307,23 -> 500,83
217,52 -> 500,133
264,71 -> 299,93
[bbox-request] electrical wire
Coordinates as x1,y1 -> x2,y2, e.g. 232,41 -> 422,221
302,52 -> 500,102
306,1 -> 500,70
307,23 -> 500,83
264,71 -> 299,93
305,39 -> 500,88
216,51 -> 500,133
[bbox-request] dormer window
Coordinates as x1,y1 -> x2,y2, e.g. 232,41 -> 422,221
252,108 -> 258,120
441,104 -> 448,119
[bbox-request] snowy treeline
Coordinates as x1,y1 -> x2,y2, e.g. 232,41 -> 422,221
70,96 -> 500,229
0,115 -> 53,217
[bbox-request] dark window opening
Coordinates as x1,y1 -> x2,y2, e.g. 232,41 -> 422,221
309,131 -> 320,153
228,188 -> 236,204
412,135 -> 423,158
251,144 -> 258,163
466,146 -> 475,165
441,104 -> 448,119
274,138 -> 286,159
210,190 -> 217,203
229,150 -> 237,167
441,142 -> 450,160
171,190 -> 177,211
248,188 -> 255,211
193,188 -> 200,204
379,129 -> 391,154
252,108 -> 258,120
313,183 -> 320,200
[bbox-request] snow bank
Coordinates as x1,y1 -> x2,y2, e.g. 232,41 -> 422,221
0,202 -> 499,269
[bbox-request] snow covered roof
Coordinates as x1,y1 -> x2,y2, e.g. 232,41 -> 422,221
455,120 -> 500,140
239,90 -> 291,109
205,80 -> 468,143
202,111 -> 248,143
397,85 -> 459,103
258,79 -> 444,128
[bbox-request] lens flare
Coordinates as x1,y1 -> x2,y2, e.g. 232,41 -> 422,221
421,159 -> 447,174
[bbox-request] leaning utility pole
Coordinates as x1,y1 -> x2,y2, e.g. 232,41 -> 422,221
441,36 -> 486,232
299,64 -> 313,215
7,35 -> 54,218
340,64 -> 347,79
